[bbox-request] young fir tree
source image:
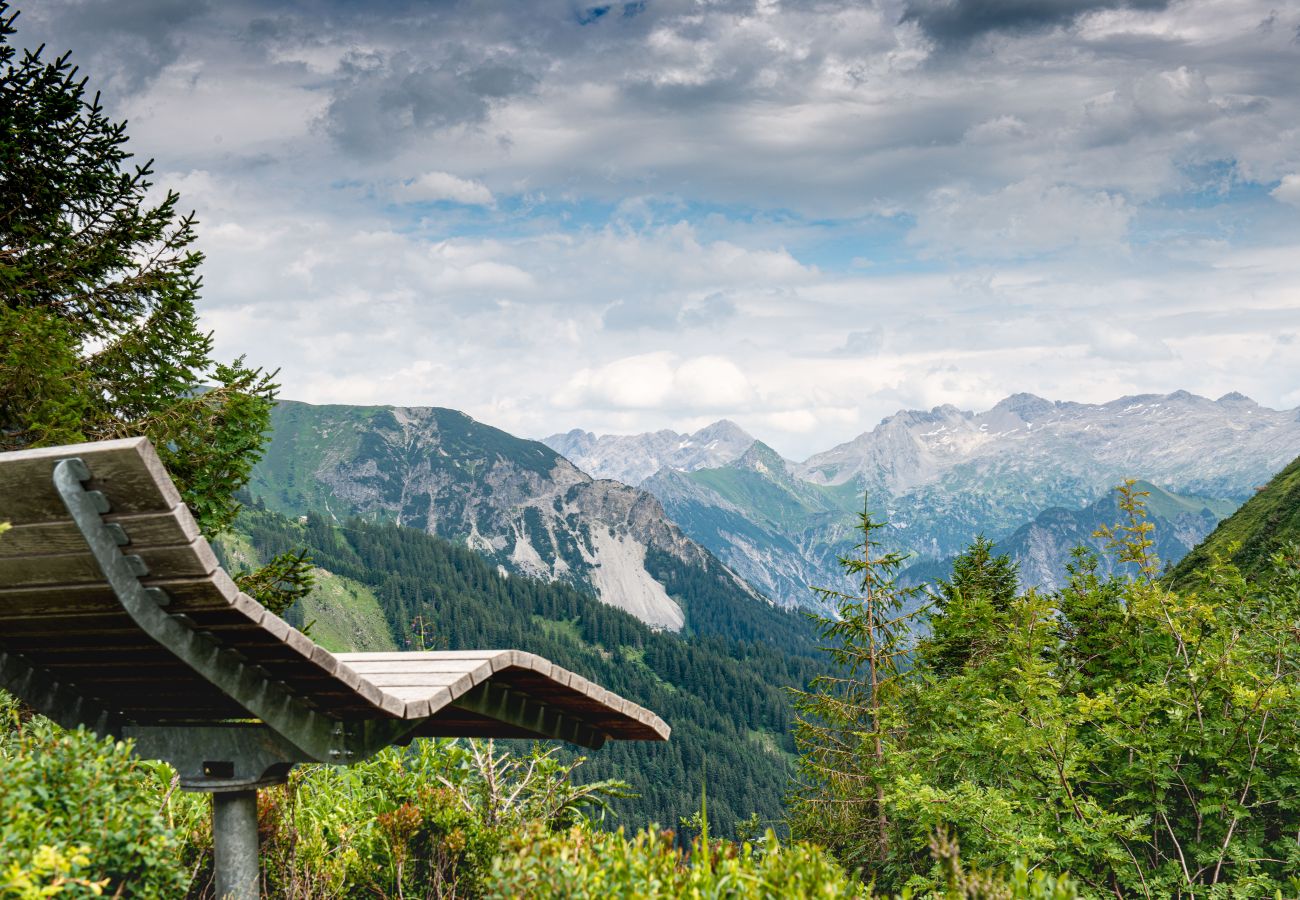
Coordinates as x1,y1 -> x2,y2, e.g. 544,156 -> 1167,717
789,498 -> 924,873
0,4 -> 304,606
920,534 -> 1019,675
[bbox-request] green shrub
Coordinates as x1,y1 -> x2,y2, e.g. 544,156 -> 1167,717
0,699 -> 191,898
487,824 -> 864,899
250,738 -> 628,898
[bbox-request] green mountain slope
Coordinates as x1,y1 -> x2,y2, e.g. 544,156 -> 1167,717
213,532 -> 396,653
644,443 -> 864,610
249,400 -> 774,634
231,504 -> 825,837
1168,454 -> 1300,589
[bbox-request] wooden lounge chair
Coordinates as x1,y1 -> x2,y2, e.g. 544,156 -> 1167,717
0,437 -> 668,898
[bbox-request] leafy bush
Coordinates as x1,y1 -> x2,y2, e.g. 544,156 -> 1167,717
242,739 -> 629,898
488,823 -> 864,899
0,697 -> 192,898
794,484 -> 1300,896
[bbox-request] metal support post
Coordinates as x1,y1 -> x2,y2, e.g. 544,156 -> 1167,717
212,790 -> 260,900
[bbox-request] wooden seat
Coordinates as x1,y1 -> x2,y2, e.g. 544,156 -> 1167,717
0,437 -> 668,744
0,436 -> 669,898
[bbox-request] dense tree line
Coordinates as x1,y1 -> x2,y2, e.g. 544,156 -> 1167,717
793,481 -> 1300,896
235,506 -> 828,838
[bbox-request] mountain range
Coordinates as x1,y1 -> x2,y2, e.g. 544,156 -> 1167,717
241,391 -> 1297,629
249,401 -> 770,633
545,391 -> 1299,607
227,390 -> 1300,837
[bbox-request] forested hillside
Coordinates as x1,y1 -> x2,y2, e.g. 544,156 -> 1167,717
229,503 -> 826,836
901,480 -> 1236,592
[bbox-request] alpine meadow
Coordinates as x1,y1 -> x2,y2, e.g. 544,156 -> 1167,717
4,1 -> 1300,898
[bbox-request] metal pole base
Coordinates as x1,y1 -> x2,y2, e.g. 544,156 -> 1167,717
212,790 -> 259,899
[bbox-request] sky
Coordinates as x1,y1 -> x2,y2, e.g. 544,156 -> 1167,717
20,0 -> 1300,458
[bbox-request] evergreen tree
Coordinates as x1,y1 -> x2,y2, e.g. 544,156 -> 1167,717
919,535 -> 1019,674
818,486 -> 1300,895
789,500 -> 924,871
0,3 -> 272,535
0,4 -> 313,608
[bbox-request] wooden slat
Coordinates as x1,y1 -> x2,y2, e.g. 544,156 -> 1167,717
0,438 -> 180,526
337,651 -> 507,662
0,539 -> 219,588
362,672 -> 480,689
0,506 -> 200,558
0,570 -> 238,620
342,659 -> 497,675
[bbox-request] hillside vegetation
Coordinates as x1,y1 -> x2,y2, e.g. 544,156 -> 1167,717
1168,453 -> 1300,590
232,503 -> 824,837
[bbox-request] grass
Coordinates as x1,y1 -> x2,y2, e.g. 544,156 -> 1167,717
1168,454 -> 1300,590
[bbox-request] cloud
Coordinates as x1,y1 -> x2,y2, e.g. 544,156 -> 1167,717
399,172 -> 495,206
911,179 -> 1133,258
1273,175 -> 1300,208
829,328 -> 885,358
20,0 -> 1300,459
557,353 -> 755,412
21,0 -> 209,98
900,0 -> 1169,46
321,49 -> 536,157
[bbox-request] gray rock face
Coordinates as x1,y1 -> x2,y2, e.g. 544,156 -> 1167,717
542,420 -> 757,486
801,392 -> 1298,499
252,402 -> 764,631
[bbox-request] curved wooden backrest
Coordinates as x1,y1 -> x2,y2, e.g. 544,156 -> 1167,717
0,438 -> 668,747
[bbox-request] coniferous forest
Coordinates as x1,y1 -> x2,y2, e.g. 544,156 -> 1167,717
231,503 -> 825,839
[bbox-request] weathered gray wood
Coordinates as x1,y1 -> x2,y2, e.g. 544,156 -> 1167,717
361,671 -> 480,689
0,438 -> 180,525
0,436 -> 671,743
0,506 -> 200,558
341,659 -> 503,675
0,571 -> 239,619
336,650 -> 505,661
0,539 -> 219,588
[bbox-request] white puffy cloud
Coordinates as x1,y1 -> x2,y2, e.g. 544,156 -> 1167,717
556,353 -> 755,413
1272,175 -> 1300,208
398,171 -> 495,206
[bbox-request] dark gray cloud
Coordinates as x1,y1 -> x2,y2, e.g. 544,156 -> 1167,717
321,48 -> 536,157
21,0 -> 209,97
901,0 -> 1169,45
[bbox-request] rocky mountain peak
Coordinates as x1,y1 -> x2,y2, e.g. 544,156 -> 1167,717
990,392 -> 1057,420
541,418 -> 757,486
732,440 -> 791,477
692,419 -> 755,447
1216,391 -> 1257,406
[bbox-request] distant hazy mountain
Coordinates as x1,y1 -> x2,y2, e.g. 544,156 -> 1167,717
644,441 -> 862,610
543,420 -> 756,486
799,391 -> 1294,500
902,481 -> 1239,593
249,401 -> 768,631
555,392 -> 1297,609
